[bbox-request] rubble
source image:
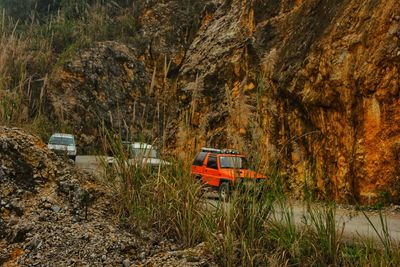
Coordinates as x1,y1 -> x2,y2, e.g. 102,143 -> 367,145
0,127 -> 215,266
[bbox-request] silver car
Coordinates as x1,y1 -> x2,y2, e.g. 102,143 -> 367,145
47,133 -> 77,161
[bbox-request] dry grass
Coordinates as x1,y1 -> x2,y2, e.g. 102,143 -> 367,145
99,131 -> 400,266
0,2 -> 139,136
99,129 -> 206,246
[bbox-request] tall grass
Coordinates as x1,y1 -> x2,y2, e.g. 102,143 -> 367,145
302,203 -> 343,265
362,210 -> 394,262
99,131 -> 400,266
204,184 -> 275,266
0,1 -> 142,141
0,21 -> 36,124
3,2 -> 398,263
99,128 -> 206,246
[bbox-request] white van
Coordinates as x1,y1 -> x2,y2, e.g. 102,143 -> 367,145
47,133 -> 77,161
107,142 -> 169,168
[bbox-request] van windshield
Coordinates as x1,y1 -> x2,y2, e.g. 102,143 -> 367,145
131,148 -> 158,159
49,136 -> 75,145
219,156 -> 248,169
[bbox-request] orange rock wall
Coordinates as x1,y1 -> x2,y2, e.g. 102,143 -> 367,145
175,0 -> 400,203
48,0 -> 399,203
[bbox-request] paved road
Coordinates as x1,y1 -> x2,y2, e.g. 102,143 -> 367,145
76,155 -> 104,173
278,201 -> 400,243
76,155 -> 400,243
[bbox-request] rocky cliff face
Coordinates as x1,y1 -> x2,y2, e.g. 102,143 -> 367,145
49,41 -> 151,149
175,0 -> 400,203
47,1 -> 211,151
48,0 -> 399,203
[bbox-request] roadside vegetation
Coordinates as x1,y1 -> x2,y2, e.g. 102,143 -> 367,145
0,0 -> 146,139
100,132 -> 400,267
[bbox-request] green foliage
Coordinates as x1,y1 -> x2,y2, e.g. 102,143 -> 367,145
0,0 -> 62,23
267,200 -> 301,262
303,203 -> 343,265
60,0 -> 90,19
0,93 -> 23,123
25,113 -> 54,141
50,19 -> 81,53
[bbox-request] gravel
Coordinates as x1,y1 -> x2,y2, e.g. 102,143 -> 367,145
0,127 -> 216,266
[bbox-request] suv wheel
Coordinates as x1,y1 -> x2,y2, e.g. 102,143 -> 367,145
195,175 -> 202,183
219,182 -> 230,202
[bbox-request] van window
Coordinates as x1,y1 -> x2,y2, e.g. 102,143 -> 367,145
206,155 -> 218,169
131,147 -> 158,159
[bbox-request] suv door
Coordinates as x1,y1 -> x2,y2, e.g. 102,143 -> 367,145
192,152 -> 207,180
203,154 -> 220,187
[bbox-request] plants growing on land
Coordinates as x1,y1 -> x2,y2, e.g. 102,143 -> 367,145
100,133 -> 400,266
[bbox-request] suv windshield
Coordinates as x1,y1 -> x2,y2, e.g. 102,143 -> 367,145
49,136 -> 75,145
219,156 -> 248,169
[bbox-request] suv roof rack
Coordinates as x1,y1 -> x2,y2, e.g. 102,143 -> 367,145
222,149 -> 240,155
200,147 -> 240,155
201,147 -> 222,153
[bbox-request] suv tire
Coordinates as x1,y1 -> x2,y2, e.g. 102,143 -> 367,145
219,182 -> 230,202
195,174 -> 202,183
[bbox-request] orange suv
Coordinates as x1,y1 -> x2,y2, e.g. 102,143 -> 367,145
191,148 -> 267,199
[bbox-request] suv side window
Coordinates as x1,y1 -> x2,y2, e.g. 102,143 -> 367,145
206,155 -> 218,169
193,152 -> 207,166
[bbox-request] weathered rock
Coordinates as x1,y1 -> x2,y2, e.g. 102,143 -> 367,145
46,1 -> 213,152
0,127 -> 216,266
42,0 -> 399,203
142,242 -> 217,267
47,41 -> 151,152
175,0 -> 400,203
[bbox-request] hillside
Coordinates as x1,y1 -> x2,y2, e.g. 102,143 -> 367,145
0,127 -> 214,266
0,0 -> 399,203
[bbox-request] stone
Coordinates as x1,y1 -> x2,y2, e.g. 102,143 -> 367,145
390,205 -> 400,212
82,233 -> 90,241
51,205 -> 61,213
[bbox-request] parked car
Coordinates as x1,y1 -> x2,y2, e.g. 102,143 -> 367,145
107,142 -> 170,169
191,147 -> 267,200
47,133 -> 77,161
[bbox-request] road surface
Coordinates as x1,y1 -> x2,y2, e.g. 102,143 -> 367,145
76,155 -> 400,243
